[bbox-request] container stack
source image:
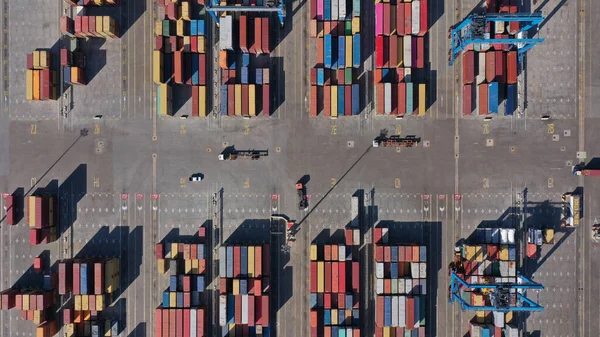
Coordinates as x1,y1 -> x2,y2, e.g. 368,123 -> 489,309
155,226 -> 208,337
374,0 -> 428,116
309,228 -> 361,337
218,14 -> 272,117
0,289 -> 56,325
4,194 -> 14,226
27,195 -> 58,245
373,227 -> 426,336
58,258 -> 120,336
462,1 -> 518,116
309,0 -> 361,117
25,50 -> 58,101
63,0 -> 120,6
218,244 -> 271,337
154,0 -> 209,117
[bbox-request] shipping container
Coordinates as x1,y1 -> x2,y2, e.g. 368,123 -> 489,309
488,82 -> 499,114
485,51 -> 496,82
479,83 -> 489,115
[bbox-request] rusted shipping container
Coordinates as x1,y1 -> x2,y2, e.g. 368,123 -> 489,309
463,84 -> 473,115
507,50 -> 517,84
240,15 -> 248,52
255,18 -> 263,54
495,50 -> 505,83
404,3 -> 412,35
416,36 -> 424,68
398,82 -> 406,115
261,18 -> 270,54
463,51 -> 475,84
310,85 -> 318,117
174,51 -> 183,84
376,83 -> 384,114
479,83 -> 489,115
485,51 -> 496,82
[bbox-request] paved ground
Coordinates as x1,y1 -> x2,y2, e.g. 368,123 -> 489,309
0,0 -> 598,336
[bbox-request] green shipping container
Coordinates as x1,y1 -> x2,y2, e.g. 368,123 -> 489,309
162,20 -> 170,37
345,68 -> 352,84
406,82 -> 414,115
345,21 -> 352,35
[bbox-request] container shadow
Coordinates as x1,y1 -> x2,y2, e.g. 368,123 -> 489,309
429,0 -> 446,29
127,322 -> 146,337
171,84 -> 192,116
58,164 -> 88,238
223,219 -> 272,244
269,56 -> 285,116
118,0 -> 146,37
80,39 -> 108,84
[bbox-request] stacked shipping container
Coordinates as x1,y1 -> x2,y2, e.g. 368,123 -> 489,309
309,229 -> 361,337
155,0 -> 209,116
374,0 -> 428,116
3,194 -> 14,226
27,196 -> 57,245
156,226 -> 207,337
25,50 -> 58,101
462,1 -> 518,116
63,0 -> 120,6
61,15 -> 119,39
219,14 -> 272,117
373,227 -> 426,336
309,0 -> 361,117
218,244 -> 271,337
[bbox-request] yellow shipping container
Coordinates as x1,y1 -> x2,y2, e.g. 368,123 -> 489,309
181,1 -> 190,20
33,70 -> 40,100
104,16 -> 117,37
97,16 -> 107,38
176,20 -> 184,36
96,295 -> 104,311
157,259 -> 166,274
331,85 -> 338,118
185,259 -> 192,274
82,294 -> 89,311
28,196 -> 36,227
233,279 -> 240,295
153,51 -> 163,84
475,245 -> 483,262
317,261 -> 324,292
22,294 -> 30,310
345,36 -> 352,68
310,245 -> 317,261
65,323 -> 75,337
33,310 -> 42,325
33,51 -> 40,69
158,83 -> 171,116
382,327 -> 390,337
544,229 -> 554,243
40,51 -> 49,68
192,259 -> 199,273
170,292 -> 176,307
505,311 -> 513,323
352,17 -> 360,34
248,85 -> 256,116
199,86 -> 207,116
248,246 -> 255,277
26,69 -> 33,100
235,84 -> 242,116
183,36 -> 190,51
155,20 -> 162,36
198,36 -> 206,53
84,311 -> 91,321
171,243 -> 179,258
475,310 -> 485,323
499,245 -> 509,260
418,84 -> 426,115
74,295 -> 82,311
331,309 -> 338,325
104,320 -> 111,336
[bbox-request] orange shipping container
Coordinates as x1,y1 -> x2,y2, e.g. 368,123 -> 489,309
323,85 -> 331,117
506,50 -> 517,84
479,83 -> 489,115
33,70 -> 40,100
310,85 -> 317,116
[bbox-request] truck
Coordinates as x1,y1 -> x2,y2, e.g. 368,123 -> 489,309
572,164 -> 600,176
561,192 -> 581,227
218,149 -> 268,160
296,183 -> 309,211
373,135 -> 420,148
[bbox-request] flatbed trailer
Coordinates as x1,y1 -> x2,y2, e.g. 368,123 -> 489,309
373,135 -> 420,148
218,149 -> 268,160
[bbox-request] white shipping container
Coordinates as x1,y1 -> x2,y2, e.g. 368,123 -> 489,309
499,261 -> 508,277
339,0 -> 346,19
495,22 -> 505,34
351,196 -> 359,228
410,262 -> 419,278
376,262 -> 384,279
405,279 -> 412,295
404,68 -> 412,82
76,6 -> 86,16
470,323 -> 482,337
508,229 -> 516,244
382,228 -> 389,244
398,279 -> 405,294
477,262 -> 485,276
481,32 -> 491,50
346,328 -> 352,337
384,83 -> 392,114
220,16 -> 234,51
508,261 -> 516,277
391,278 -> 398,294
219,295 -> 227,326
391,296 -> 399,326
332,0 -> 339,20
403,36 -> 412,68
500,229 -> 509,244
241,295 -> 249,324
420,279 -> 427,295
376,279 -> 384,294
398,296 -> 406,327
419,263 -> 426,279
353,229 -> 360,246
190,309 -> 197,337
339,245 -> 346,262
505,325 -> 518,337
411,1 -> 420,35
219,247 -> 226,277
493,311 -> 505,328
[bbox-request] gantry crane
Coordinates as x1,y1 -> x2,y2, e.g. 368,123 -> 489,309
206,0 -> 286,28
448,13 -> 545,65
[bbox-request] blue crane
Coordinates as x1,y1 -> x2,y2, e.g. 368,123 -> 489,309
448,13 -> 545,65
206,0 -> 286,28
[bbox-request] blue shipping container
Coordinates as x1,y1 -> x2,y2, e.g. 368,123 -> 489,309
310,293 -> 317,308
241,246 -> 248,275
176,292 -> 183,307
346,294 -> 353,309
339,310 -> 345,324
197,275 -> 205,292
324,35 -> 333,68
256,69 -> 263,84
339,328 -> 346,337
240,279 -> 248,294
332,326 -> 338,337
324,309 -> 331,325
317,68 -> 325,85
317,293 -> 324,307
242,54 -> 250,67
324,0 -> 331,20
241,67 -> 249,84
509,246 -> 516,260
353,0 -> 360,17
64,67 -> 71,84
191,20 -> 197,36
338,85 -> 345,115
227,294 -> 235,324
384,296 -> 391,326
226,246 -> 234,277
352,34 -> 360,68
220,85 -> 228,115
191,55 -> 199,85
390,262 -> 398,278
352,309 -> 359,325
338,36 -> 345,69
221,326 -> 229,337
506,84 -> 516,115
414,295 -> 420,324
419,296 -> 426,325
352,84 -> 359,115
197,20 -> 205,35
406,83 -> 414,115
80,263 -> 88,295
228,53 -> 237,70
391,246 -> 398,261
163,292 -> 170,307
169,275 -> 177,291
192,291 -> 200,306
489,82 -> 499,113
481,325 -> 491,337
198,244 -> 205,260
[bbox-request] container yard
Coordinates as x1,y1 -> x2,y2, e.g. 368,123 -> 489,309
373,226 -> 427,336
25,50 -> 58,101
308,0 -> 361,117
154,0 -> 209,117
218,13 -> 272,117
156,226 -> 208,337
309,228 -> 361,337
374,0 -> 428,116
27,195 -> 58,245
218,243 -> 271,337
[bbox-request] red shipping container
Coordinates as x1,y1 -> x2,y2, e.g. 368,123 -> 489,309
247,295 -> 255,326
396,4 -> 405,35
324,262 -> 331,292
351,261 -> 359,292
255,295 -> 263,325
331,262 -> 339,293
175,309 -> 183,337
495,50 -> 505,83
242,84 -> 249,116
324,85 -> 331,116
383,3 -> 390,35
485,51 -> 496,82
262,84 -> 270,116
60,16 -> 74,36
234,246 -> 241,277
262,295 -> 269,326
317,38 -> 324,65
376,83 -> 384,114
73,263 -> 80,295
310,0 -> 316,18
183,275 -> 191,292
155,243 -> 164,259
169,309 -> 175,337
162,309 -> 169,337
374,227 -> 382,243
376,296 -> 383,327
254,246 -> 262,277
398,82 -> 406,115
89,294 -> 96,312
345,85 -> 351,116
15,294 -> 21,310
463,51 -> 474,84
310,85 -> 318,116
156,309 -> 162,337
310,262 -> 317,292
183,309 -> 190,337
404,3 -> 412,36
507,50 -> 517,84
94,262 -> 104,295
167,3 -> 178,20
398,246 -> 405,261
310,68 -> 317,85
30,294 -> 37,310
384,246 -> 391,262
419,0 -> 428,36
3,195 -> 13,225
82,16 -> 90,38
384,279 -> 391,293
487,244 -> 498,260
191,85 -> 199,116
89,17 -> 98,38
375,36 -> 384,68
479,83 -> 489,115
29,229 -> 40,245
406,297 -> 415,329
509,21 -> 519,34
234,295 -> 241,324
240,15 -> 248,52
74,17 -> 83,38
255,18 -> 263,54
324,327 -> 331,337
389,35 -> 397,68
310,310 -> 317,328
416,36 -> 424,68
375,246 -> 383,262
331,244 -> 338,260
173,51 -> 183,84
261,18 -> 270,54
463,84 -> 473,116
197,308 -> 205,337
